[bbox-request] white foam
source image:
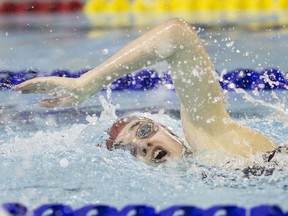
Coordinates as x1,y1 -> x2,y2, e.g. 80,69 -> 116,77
1,88 -> 288,210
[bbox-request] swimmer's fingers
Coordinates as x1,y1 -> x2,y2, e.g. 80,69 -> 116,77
14,77 -> 82,99
40,96 -> 77,108
21,86 -> 71,97
14,77 -> 88,107
21,88 -> 47,94
39,98 -> 61,107
14,77 -> 72,93
13,77 -> 52,92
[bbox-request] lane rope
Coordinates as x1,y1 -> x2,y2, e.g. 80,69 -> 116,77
2,203 -> 287,216
0,1 -> 83,13
0,68 -> 287,91
1,0 -> 288,14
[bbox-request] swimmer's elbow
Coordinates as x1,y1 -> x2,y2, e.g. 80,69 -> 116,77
165,18 -> 197,41
166,18 -> 193,32
166,18 -> 189,27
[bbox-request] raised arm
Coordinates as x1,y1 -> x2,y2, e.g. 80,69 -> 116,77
15,18 -> 228,125
82,18 -> 229,123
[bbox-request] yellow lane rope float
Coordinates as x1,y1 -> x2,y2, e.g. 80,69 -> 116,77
84,0 -> 288,12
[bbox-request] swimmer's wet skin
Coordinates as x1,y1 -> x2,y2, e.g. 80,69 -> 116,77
15,18 -> 279,168
106,116 -> 186,164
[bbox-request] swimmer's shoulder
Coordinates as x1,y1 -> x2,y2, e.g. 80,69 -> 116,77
216,122 -> 276,157
180,106 -> 276,157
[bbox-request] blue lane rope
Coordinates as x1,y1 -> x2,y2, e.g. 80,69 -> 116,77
2,203 -> 288,216
0,68 -> 287,91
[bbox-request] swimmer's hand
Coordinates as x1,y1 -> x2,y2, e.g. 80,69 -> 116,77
14,77 -> 95,107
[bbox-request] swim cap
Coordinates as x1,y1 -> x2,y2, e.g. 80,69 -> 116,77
106,116 -> 138,150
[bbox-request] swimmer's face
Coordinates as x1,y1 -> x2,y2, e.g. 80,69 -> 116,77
112,118 -> 185,164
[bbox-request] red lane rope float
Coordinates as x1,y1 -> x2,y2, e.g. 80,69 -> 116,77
0,1 -> 83,14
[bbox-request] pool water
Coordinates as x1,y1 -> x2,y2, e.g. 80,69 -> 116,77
0,13 -> 288,211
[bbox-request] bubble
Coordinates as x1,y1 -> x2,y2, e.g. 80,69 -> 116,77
102,49 -> 109,55
60,159 -> 69,168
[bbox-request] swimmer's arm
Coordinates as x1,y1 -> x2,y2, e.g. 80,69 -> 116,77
15,18 -> 185,107
81,18 -> 230,132
15,18 -> 228,129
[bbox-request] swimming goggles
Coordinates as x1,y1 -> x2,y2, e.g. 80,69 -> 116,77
110,120 -> 159,150
136,121 -> 159,139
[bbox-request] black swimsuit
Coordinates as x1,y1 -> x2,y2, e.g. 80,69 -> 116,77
242,146 -> 288,177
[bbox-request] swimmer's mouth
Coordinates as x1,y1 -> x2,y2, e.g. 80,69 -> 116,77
152,146 -> 169,163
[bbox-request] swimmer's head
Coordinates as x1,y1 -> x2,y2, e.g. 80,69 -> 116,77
106,116 -> 186,164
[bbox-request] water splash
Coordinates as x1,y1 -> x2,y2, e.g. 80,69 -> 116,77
234,88 -> 287,115
98,85 -> 119,121
1,110 -> 288,209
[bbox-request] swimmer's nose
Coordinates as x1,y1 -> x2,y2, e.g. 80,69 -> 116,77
138,143 -> 152,157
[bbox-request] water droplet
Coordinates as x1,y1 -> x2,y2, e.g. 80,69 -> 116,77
226,41 -> 234,47
60,159 -> 69,168
102,49 -> 109,55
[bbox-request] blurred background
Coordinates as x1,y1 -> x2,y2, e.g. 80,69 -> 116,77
0,0 -> 287,84
0,0 -> 287,92
0,0 -> 288,26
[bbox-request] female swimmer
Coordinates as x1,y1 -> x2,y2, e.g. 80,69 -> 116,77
14,18 -> 277,165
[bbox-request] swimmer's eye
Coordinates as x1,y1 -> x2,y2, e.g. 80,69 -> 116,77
136,122 -> 158,139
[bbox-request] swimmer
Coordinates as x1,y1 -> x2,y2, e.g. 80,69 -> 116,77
14,18 -> 278,165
